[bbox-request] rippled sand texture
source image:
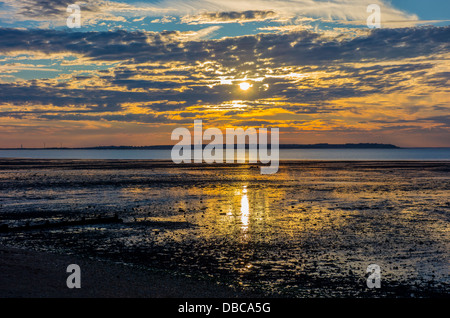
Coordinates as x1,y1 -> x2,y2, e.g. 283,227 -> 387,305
0,160 -> 449,297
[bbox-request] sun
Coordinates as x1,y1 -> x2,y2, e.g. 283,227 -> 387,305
239,82 -> 251,91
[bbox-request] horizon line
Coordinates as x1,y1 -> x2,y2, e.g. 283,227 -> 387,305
3,143 -> 450,150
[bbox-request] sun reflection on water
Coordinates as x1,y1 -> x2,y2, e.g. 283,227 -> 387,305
240,185 -> 249,232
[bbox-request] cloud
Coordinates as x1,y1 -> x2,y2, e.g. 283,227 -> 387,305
371,115 -> 450,128
38,112 -> 168,123
0,0 -> 420,28
1,0 -> 108,26
181,10 -> 278,24
3,26 -> 448,65
0,26 -> 448,142
150,16 -> 176,23
0,0 -> 167,26
1,1 -> 448,147
422,71 -> 450,87
151,0 -> 418,25
177,25 -> 222,40
422,115 -> 450,127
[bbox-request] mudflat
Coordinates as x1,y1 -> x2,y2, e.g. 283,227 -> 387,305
0,246 -> 246,298
0,160 -> 449,297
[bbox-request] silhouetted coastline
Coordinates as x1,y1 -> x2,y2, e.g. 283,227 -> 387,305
0,143 -> 400,150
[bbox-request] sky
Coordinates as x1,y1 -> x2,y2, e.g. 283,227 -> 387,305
0,0 -> 449,147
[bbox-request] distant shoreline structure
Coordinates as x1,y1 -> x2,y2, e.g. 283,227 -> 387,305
0,143 -> 402,150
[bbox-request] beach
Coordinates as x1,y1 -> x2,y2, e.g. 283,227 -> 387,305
0,160 -> 449,297
0,246 -> 247,298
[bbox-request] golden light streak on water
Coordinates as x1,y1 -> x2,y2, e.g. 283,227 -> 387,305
240,185 -> 249,233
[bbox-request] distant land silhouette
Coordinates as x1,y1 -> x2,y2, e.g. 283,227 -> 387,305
1,143 -> 401,150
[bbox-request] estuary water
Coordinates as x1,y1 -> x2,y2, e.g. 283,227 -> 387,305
0,148 -> 449,160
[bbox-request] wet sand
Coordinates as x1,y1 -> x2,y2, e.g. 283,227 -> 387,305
0,246 -> 248,298
0,160 -> 449,297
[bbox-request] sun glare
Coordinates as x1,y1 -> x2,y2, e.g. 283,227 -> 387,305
239,82 -> 251,91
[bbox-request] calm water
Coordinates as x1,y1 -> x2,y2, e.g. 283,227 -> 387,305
0,148 -> 449,160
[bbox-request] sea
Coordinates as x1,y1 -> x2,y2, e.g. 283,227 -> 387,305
0,148 -> 449,160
